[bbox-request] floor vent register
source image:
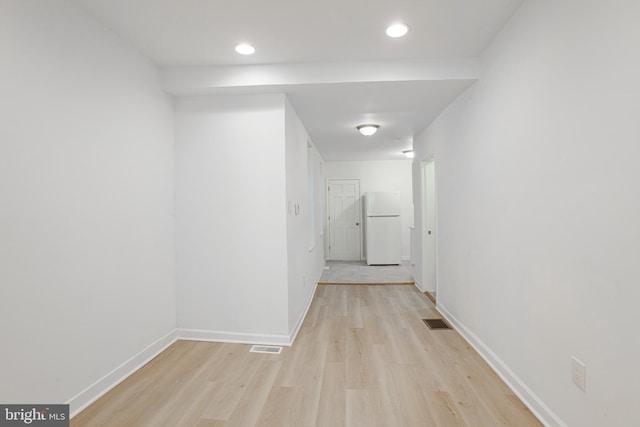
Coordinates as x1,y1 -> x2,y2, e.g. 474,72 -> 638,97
249,345 -> 283,354
422,318 -> 452,330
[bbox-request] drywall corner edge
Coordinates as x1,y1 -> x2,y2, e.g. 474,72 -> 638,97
436,303 -> 567,427
67,328 -> 179,418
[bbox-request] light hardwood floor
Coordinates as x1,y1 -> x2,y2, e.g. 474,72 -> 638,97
71,285 -> 541,427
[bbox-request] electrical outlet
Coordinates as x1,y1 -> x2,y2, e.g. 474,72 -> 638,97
571,356 -> 587,392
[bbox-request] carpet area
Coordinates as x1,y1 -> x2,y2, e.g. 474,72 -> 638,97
319,260 -> 414,284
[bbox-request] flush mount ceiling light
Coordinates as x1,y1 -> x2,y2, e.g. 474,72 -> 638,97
386,23 -> 409,38
403,150 -> 415,158
235,43 -> 255,55
356,124 -> 380,136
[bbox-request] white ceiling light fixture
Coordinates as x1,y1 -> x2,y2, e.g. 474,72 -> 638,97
386,23 -> 409,38
403,150 -> 415,158
356,124 -> 380,136
235,43 -> 255,55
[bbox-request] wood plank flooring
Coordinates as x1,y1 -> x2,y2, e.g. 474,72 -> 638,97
71,285 -> 541,427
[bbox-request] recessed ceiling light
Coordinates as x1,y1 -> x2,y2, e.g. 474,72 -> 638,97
356,124 -> 380,136
402,150 -> 415,158
235,43 -> 255,55
386,23 -> 409,38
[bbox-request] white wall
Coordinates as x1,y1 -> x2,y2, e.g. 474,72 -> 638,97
413,1 -> 640,426
0,0 -> 176,413
175,94 -> 290,342
284,98 -> 325,335
325,161 -> 414,260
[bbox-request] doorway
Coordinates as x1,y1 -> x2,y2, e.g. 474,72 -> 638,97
327,179 -> 361,260
421,158 -> 437,299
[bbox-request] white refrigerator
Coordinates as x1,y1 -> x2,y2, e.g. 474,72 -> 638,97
365,191 -> 402,265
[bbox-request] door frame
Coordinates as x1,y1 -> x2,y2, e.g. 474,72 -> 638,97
326,178 -> 362,261
421,156 -> 438,299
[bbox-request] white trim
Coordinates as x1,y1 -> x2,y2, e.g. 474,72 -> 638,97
402,255 -> 411,261
67,328 -> 179,418
69,273 -> 323,418
420,156 -> 439,302
413,279 -> 426,293
436,303 -> 567,427
182,266 -> 324,349
289,266 -> 322,344
178,329 -> 292,346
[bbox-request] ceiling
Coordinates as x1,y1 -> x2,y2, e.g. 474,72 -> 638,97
286,80 -> 474,161
73,0 -> 524,160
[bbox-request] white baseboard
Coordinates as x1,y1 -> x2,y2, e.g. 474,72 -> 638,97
289,267 -> 322,344
436,303 -> 566,427
67,328 -> 179,418
413,279 -> 426,293
66,265 -> 326,419
179,328 -> 291,346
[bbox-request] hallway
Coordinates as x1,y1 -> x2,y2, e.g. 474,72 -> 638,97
71,285 -> 540,426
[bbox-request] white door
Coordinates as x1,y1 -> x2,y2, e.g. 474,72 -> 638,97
328,179 -> 361,260
422,159 -> 437,295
